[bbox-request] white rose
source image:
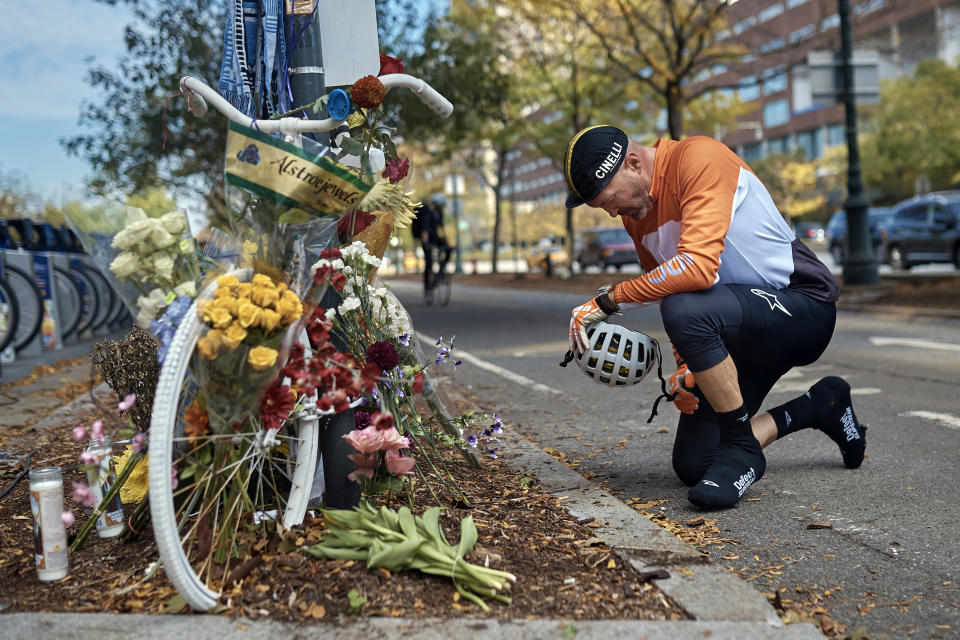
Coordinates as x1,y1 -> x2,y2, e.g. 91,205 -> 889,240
337,297 -> 361,314
324,307 -> 337,321
136,288 -> 167,320
109,252 -> 140,278
148,223 -> 176,249
374,287 -> 389,299
362,254 -> 382,268
159,210 -> 188,235
331,259 -> 345,270
151,253 -> 175,281
174,281 -> 197,298
112,219 -> 152,251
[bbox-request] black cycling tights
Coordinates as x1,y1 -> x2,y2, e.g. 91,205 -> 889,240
659,284 -> 836,486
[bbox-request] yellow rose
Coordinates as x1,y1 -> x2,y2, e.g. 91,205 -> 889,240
213,286 -> 233,298
251,273 -> 274,288
242,240 -> 258,256
237,300 -> 262,328
259,308 -> 282,332
197,299 -> 211,322
208,306 -> 233,330
276,282 -> 289,294
276,292 -> 303,323
223,323 -> 248,349
214,296 -> 238,316
217,274 -> 240,289
237,283 -> 253,298
197,331 -> 222,359
251,285 -> 279,308
247,346 -> 279,371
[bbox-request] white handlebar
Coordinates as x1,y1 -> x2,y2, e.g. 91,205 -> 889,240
179,74 -> 453,133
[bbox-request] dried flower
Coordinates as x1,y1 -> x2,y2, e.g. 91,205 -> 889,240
350,75 -> 386,109
61,511 -> 75,527
378,54 -> 404,76
261,379 -> 296,432
118,393 -> 137,412
381,156 -> 410,184
73,482 -> 97,508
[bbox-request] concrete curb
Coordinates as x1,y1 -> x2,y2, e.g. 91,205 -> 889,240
497,431 -> 824,638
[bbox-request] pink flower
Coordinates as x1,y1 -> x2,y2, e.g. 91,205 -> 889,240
72,482 -> 96,508
132,433 -> 146,454
80,451 -> 99,466
347,452 -> 378,481
371,411 -> 395,431
380,429 -> 411,451
171,467 -> 179,490
342,425 -> 387,454
91,420 -> 104,444
118,393 -> 137,412
61,511 -> 75,527
385,449 -> 415,475
72,426 -> 86,441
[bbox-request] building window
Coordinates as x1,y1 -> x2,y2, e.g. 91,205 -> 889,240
739,75 -> 760,101
827,123 -> 845,147
761,38 -> 785,53
742,143 -> 763,162
789,24 -> 815,43
795,129 -> 820,159
768,136 -> 789,154
763,67 -> 788,94
821,14 -> 840,30
786,0 -> 809,7
758,3 -> 784,23
733,15 -> 757,35
763,99 -> 790,127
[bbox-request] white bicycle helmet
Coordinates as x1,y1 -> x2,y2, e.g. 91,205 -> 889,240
576,321 -> 660,387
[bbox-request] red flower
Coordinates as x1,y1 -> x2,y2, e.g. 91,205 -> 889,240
331,272 -> 347,291
321,247 -> 341,260
337,210 -> 376,237
366,340 -> 399,371
412,372 -> 425,394
381,157 -> 409,184
350,75 -> 386,109
361,363 -> 382,389
378,54 -> 404,76
372,411 -> 395,431
261,379 -> 296,431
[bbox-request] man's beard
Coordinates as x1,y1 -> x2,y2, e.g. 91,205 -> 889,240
620,188 -> 653,221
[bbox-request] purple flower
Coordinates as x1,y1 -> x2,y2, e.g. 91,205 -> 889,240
490,413 -> 503,434
398,333 -> 410,346
466,435 -> 478,448
486,447 -> 499,459
354,411 -> 372,429
132,433 -> 146,454
435,335 -> 443,346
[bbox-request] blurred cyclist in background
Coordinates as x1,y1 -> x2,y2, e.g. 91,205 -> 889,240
411,193 -> 452,296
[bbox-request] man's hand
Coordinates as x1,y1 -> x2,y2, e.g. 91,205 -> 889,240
668,363 -> 699,414
569,299 -> 610,353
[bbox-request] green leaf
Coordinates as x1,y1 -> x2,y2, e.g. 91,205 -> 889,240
117,428 -> 136,440
346,589 -> 367,614
457,515 -> 479,557
396,507 -> 418,540
562,624 -> 578,639
519,476 -> 536,489
368,535 -> 423,572
338,136 -> 364,157
164,594 -> 187,614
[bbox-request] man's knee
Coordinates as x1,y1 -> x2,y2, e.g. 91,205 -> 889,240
660,292 -> 714,353
672,449 -> 709,487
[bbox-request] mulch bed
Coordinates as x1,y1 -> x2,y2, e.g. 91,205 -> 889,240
0,358 -> 690,622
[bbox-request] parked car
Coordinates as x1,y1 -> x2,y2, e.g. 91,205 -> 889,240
794,221 -> 826,247
825,207 -> 894,264
525,242 -> 568,272
576,226 -> 637,271
883,191 -> 960,270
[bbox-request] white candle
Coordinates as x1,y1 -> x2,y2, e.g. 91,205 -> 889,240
28,468 -> 69,582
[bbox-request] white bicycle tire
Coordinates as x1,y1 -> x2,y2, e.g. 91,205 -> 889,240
148,300 -> 319,611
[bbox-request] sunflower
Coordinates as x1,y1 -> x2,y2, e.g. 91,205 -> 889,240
114,446 -> 149,504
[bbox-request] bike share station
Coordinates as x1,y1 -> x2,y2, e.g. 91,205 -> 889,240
0,218 -> 125,380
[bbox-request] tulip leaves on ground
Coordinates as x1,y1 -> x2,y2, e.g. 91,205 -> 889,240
304,501 -> 516,611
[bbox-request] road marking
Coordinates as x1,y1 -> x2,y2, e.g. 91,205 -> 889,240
852,387 -> 881,395
869,337 -> 960,352
417,332 -> 562,395
901,411 -> 960,430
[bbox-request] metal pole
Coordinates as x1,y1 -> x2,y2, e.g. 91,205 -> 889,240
450,164 -> 463,274
284,6 -> 359,509
838,0 -> 879,284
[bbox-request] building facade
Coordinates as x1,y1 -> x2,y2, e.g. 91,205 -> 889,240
707,0 -> 960,161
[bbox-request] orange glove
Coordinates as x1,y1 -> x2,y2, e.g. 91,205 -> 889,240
668,362 -> 699,415
568,298 -> 610,353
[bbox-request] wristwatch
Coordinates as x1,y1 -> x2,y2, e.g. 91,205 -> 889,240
594,283 -> 618,315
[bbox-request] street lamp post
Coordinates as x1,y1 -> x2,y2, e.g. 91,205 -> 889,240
447,167 -> 464,274
838,0 -> 879,284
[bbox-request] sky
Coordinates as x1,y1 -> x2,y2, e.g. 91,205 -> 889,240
0,1 -> 133,202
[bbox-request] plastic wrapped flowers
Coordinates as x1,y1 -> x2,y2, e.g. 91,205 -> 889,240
193,273 -> 303,434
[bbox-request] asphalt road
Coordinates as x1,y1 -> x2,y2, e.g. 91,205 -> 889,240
391,278 -> 960,640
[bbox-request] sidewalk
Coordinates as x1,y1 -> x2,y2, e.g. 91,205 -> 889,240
0,354 -> 824,639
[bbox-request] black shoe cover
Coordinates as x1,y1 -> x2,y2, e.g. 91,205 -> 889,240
812,376 -> 867,469
688,424 -> 766,509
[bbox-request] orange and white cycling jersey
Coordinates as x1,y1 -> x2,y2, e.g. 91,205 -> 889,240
613,136 -> 839,308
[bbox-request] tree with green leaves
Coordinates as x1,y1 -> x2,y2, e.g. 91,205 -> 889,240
542,0 -> 744,140
860,58 -> 960,200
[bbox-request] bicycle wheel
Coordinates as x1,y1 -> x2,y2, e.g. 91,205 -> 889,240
53,267 -> 82,339
4,265 -> 43,352
149,300 -> 319,611
83,266 -> 115,332
67,267 -> 99,336
0,276 -> 20,353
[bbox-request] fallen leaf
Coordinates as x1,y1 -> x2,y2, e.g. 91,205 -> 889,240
606,558 -> 616,569
304,602 -> 326,619
806,521 -> 833,530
